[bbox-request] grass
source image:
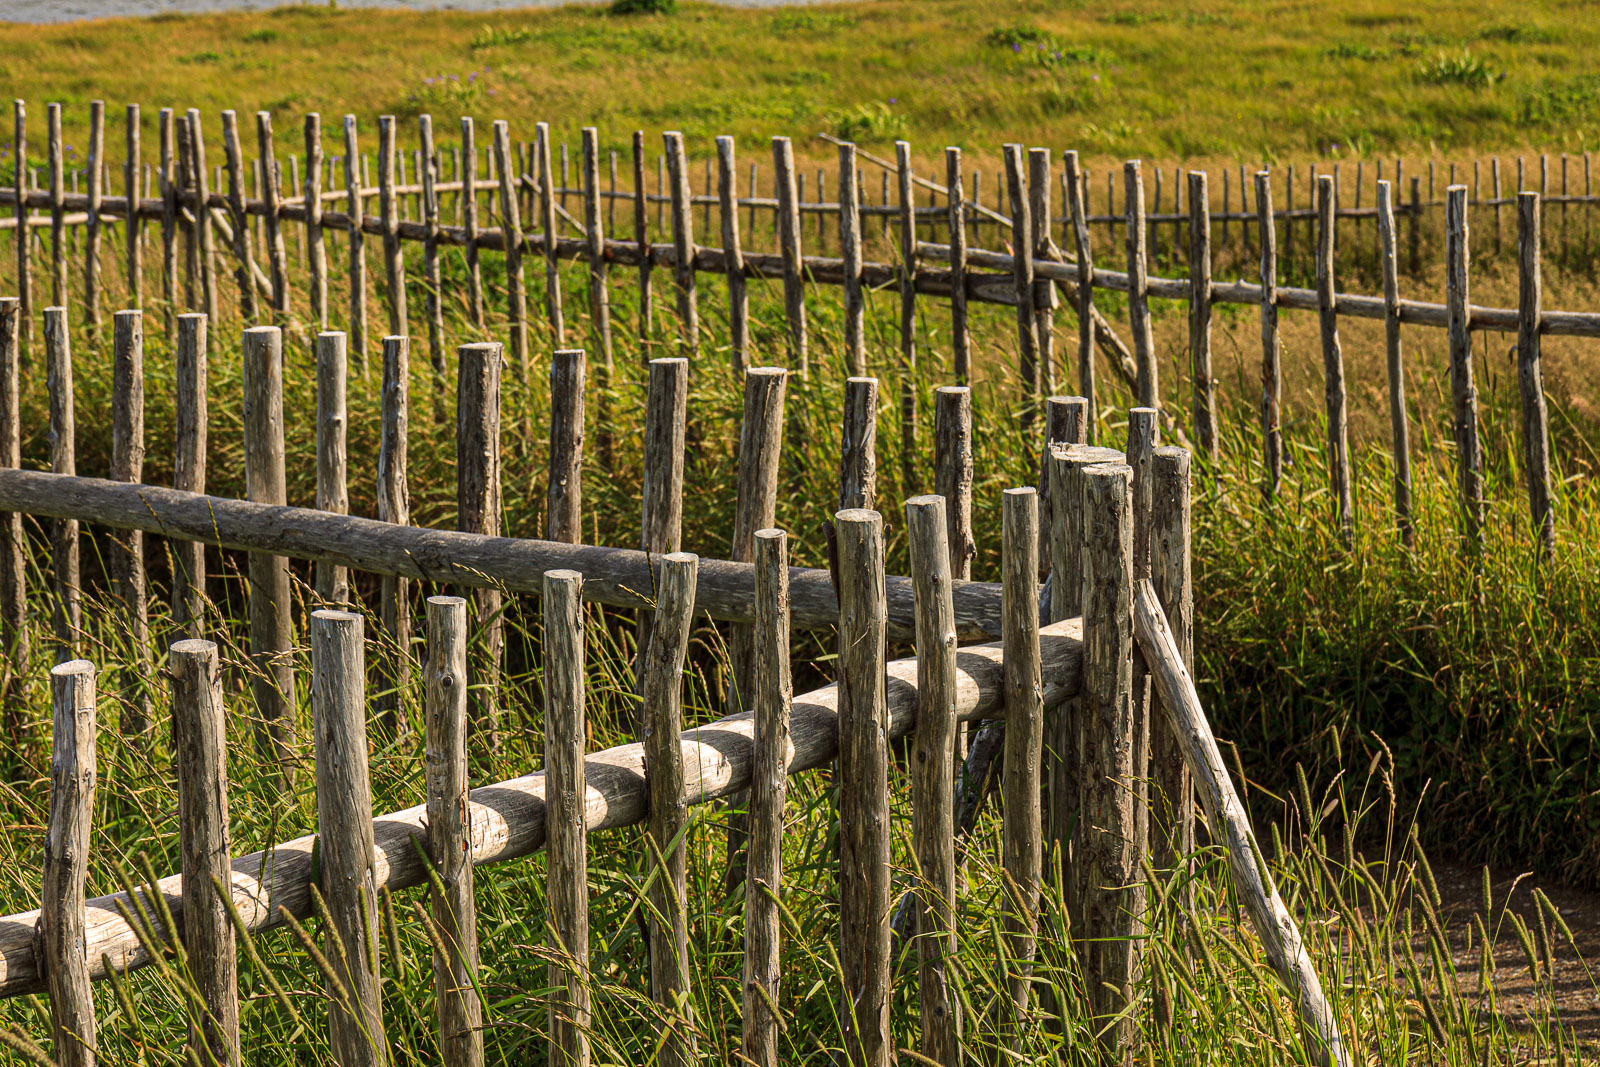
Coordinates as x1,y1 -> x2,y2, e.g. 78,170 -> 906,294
0,195 -> 1599,1061
2,0 -> 1600,170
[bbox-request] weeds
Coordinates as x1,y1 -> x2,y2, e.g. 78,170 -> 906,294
1418,50 -> 1502,89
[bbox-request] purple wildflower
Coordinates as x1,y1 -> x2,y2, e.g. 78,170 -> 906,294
1012,42 -> 1020,52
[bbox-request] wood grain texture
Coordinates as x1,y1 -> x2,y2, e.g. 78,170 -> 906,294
836,509 -> 891,1067
1064,151 -> 1096,442
218,110 -> 256,320
343,116 -> 368,371
1079,462 -> 1136,1061
304,114 -> 328,329
839,142 -> 865,377
933,387 -> 974,581
1186,172 -> 1217,464
311,610 -> 387,1066
717,136 -> 748,371
903,501 -> 959,1065
896,140 -> 919,492
492,121 -> 527,379
541,575 -> 589,1067
172,312 -> 207,634
242,325 -> 295,772
1316,176 -> 1353,542
125,104 -> 144,308
82,102 -> 102,330
1255,170 -> 1283,501
42,658 -> 97,1067
379,335 -> 412,734
457,341 -> 502,743
1000,487 -> 1042,1047
1004,145 -> 1038,408
1148,447 -> 1193,879
420,116 -> 446,403
535,123 -> 564,345
45,305 -> 80,662
582,127 -> 613,372
840,376 -> 878,514
1376,181 -> 1413,546
1029,148 -> 1057,396
255,112 -> 289,317
946,147 -> 969,384
1125,161 -> 1155,411
742,530 -> 790,1067
423,596 -> 482,1067
170,639 -> 239,1067
315,331 -> 350,606
1133,582 -> 1351,1067
461,119 -> 485,331
0,299 -> 23,723
109,309 -> 150,733
12,105 -> 29,334
1516,191 -> 1555,559
663,132 -> 698,355
633,131 -> 652,343
771,137 -> 807,375
546,348 -> 585,544
642,553 -> 699,1067
1445,185 -> 1485,544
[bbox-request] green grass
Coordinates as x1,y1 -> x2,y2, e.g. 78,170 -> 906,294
3,0 -> 1600,171
0,212 -> 1599,1060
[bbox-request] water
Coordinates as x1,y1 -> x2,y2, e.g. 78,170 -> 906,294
3,0 -> 828,23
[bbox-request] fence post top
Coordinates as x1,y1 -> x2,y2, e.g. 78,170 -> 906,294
835,508 -> 881,527
312,607 -> 361,626
544,568 -> 582,584
50,659 -> 95,678
170,638 -> 217,657
746,365 -> 786,380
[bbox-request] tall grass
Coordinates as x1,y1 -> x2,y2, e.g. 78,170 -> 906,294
1,208 -> 1599,1060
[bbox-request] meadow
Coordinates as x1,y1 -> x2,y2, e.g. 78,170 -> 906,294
3,0 -> 1600,1061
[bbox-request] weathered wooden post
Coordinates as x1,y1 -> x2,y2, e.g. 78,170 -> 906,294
1516,191 -> 1556,559
1126,161 -> 1156,411
171,639 -> 240,1067
946,147 -> 969,383
378,335 -> 411,734
836,508 -> 890,1067
1004,144 -> 1039,413
1376,181 -> 1414,546
1256,170 -> 1282,501
0,298 -> 23,720
1315,176 -> 1353,543
42,657 -> 97,1067
582,126 -> 614,372
1064,150 -> 1096,441
343,115 -> 368,373
1187,171 -> 1217,464
772,136 -> 807,375
933,386 -> 974,581
173,312 -> 207,633
542,574 -> 589,1067
840,376 -> 878,513
315,330 -> 350,606
45,305 -> 80,662
457,341 -> 503,743
716,135 -> 748,370
492,121 -> 528,382
663,131 -> 698,355
243,325 -> 295,774
839,141 -> 865,377
1445,186 -> 1485,545
546,348 -> 586,544
896,140 -> 919,491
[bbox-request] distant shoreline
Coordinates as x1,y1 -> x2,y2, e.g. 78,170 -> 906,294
5,0 -> 828,24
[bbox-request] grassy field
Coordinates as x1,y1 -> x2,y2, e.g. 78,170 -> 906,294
1,0 -> 1600,168
3,0 -> 1600,1061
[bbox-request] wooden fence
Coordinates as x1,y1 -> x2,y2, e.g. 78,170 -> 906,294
0,100 -> 1591,562
0,274 -> 1351,1064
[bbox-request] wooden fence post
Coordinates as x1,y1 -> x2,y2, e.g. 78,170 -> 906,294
378,116 -> 407,337
311,610 -> 388,1066
542,573 -> 589,1067
716,135 -> 749,371
42,658 -> 97,1067
633,131 -> 653,345
772,136 -> 807,376
1079,461 -> 1136,1059
48,103 -> 65,308
1128,407 -> 1157,868
0,299 -> 22,724
182,111 -> 216,322
420,115 -> 446,412
546,348 -> 585,544
1004,145 -> 1039,414
173,312 -> 207,634
1376,181 -> 1413,546
635,356 -> 689,697
256,112 -> 289,318
582,126 -> 614,372
305,114 -> 328,331
840,376 -> 877,513
83,101 -> 103,332
1516,191 -> 1556,559
904,498 -> 959,1065
12,102 -> 29,340
1315,176 -> 1353,543
743,528 -> 791,1067
1445,186 -> 1485,545
457,341 -> 502,743
110,309 -> 150,733
836,508 -> 890,1067
1187,171 -> 1217,464
125,104 -> 142,309
492,121 -> 527,382
424,595 -> 483,1067
1001,487 -> 1042,1048
243,325 -> 295,774
315,331 -> 350,606
461,119 -> 485,331
1030,147 -> 1057,396
44,305 -> 79,662
896,140 -> 919,491
219,110 -> 257,320
839,141 -> 865,377
933,386 -> 974,581
663,132 -> 698,355
1148,447 -> 1193,879
1064,150 -> 1096,442
343,116 -> 368,374
946,147 -> 969,384
170,638 -> 240,1067
642,552 -> 699,1067
1124,161 -> 1156,413
1255,170 -> 1282,501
